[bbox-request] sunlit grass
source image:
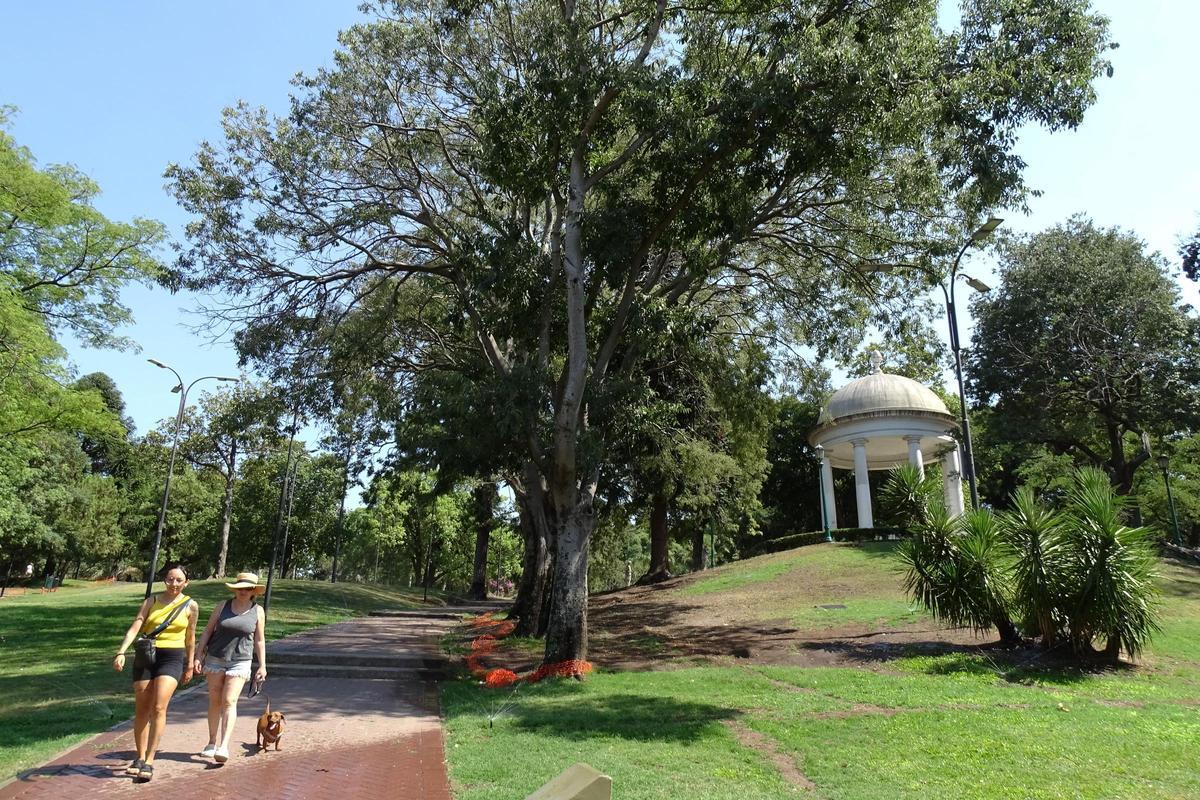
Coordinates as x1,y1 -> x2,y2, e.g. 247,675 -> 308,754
445,547 -> 1200,799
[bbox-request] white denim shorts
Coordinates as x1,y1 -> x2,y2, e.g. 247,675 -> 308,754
204,656 -> 252,679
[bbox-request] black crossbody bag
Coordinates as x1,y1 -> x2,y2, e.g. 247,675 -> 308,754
133,596 -> 190,670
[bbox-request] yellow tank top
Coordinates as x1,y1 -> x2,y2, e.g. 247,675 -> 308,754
141,595 -> 191,648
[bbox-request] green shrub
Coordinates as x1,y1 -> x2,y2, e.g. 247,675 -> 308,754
879,464 -> 941,532
743,527 -> 905,557
897,468 -> 1161,659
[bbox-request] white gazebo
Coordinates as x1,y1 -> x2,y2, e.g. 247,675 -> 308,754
808,352 -> 965,528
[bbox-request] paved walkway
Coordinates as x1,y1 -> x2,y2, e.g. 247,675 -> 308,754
0,610 -> 476,800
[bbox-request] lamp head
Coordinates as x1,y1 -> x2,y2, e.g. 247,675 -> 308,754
970,217 -> 1004,242
148,358 -> 168,369
1157,453 -> 1169,470
962,274 -> 992,293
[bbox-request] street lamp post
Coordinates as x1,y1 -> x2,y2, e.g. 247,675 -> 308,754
263,408 -> 300,618
815,444 -> 832,542
943,217 -> 1003,510
861,218 -> 1003,511
145,360 -> 238,598
1157,454 -> 1184,546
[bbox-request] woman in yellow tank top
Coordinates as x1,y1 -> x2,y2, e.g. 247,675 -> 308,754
111,564 -> 199,782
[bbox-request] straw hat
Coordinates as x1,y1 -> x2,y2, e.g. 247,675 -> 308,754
225,572 -> 266,595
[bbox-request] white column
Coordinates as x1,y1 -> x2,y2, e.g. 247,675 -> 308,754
852,438 -> 873,528
820,453 -> 838,530
905,435 -> 925,478
943,445 -> 965,517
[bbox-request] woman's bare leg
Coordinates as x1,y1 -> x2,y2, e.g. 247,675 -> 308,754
143,676 -> 179,764
132,680 -> 154,760
205,671 -> 227,747
217,674 -> 247,752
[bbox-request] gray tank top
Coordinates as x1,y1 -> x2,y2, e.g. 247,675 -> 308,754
207,600 -> 257,662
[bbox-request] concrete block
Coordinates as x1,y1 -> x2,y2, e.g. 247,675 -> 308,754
524,762 -> 612,800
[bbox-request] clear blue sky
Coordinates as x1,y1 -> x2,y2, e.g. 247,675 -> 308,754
3,0 -> 1197,437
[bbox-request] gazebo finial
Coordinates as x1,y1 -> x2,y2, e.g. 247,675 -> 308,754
869,349 -> 884,374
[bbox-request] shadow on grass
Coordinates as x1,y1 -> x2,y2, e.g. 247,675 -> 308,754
513,692 -> 740,742
844,541 -> 904,560
448,683 -> 740,744
891,642 -> 1140,690
1157,563 -> 1200,601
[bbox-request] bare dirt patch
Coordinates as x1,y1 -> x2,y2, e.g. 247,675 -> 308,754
585,544 -> 997,672
723,719 -> 817,791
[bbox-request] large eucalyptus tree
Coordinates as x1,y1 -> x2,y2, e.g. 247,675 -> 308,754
168,0 -> 1112,663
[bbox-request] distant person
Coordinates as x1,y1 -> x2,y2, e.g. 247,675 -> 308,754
24,563 -> 33,578
194,572 -> 267,764
112,565 -> 198,781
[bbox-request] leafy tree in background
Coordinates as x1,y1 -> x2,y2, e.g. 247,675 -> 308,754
179,382 -> 281,577
0,286 -> 121,442
1134,434 -> 1199,547
72,371 -> 135,479
0,110 -> 164,349
0,113 -> 166,579
168,0 -> 1114,663
1181,228 -> 1199,282
759,396 -> 823,541
969,218 -> 1200,498
602,304 -> 771,582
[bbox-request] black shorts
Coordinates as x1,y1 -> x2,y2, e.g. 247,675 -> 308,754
131,646 -> 187,683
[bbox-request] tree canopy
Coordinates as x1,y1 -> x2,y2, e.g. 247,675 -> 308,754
969,217 -> 1200,496
167,0 -> 1114,662
0,109 -> 165,349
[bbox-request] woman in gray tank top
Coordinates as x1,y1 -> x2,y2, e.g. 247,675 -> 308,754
193,572 -> 267,763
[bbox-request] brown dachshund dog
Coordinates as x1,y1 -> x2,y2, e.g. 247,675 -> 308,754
256,697 -> 285,752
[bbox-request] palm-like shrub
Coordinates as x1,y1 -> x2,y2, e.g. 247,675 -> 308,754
1060,468 -> 1161,658
899,504 -> 1020,644
1001,487 -> 1067,648
895,468 -> 1160,658
879,464 -> 940,532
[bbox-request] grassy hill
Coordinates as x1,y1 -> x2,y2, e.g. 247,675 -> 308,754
0,578 -> 438,780
443,542 -> 1200,800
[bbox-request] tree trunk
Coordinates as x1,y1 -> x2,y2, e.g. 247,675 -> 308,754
510,466 -> 551,637
542,503 -> 594,664
539,148 -> 593,665
691,524 -> 706,572
331,456 -> 350,583
1103,635 -> 1122,661
993,612 -> 1021,647
639,491 -> 671,584
216,441 -> 237,578
468,482 -> 497,600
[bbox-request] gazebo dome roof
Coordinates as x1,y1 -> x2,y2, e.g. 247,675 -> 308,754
818,367 -> 951,425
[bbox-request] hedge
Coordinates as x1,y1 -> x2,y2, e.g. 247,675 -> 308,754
743,527 -> 907,557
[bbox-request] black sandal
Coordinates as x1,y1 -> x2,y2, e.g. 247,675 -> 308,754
137,762 -> 154,781
124,758 -> 143,776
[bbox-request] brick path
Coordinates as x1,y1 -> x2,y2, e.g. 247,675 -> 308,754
0,613 -> 469,800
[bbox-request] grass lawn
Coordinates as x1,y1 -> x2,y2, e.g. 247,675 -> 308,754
0,577 -> 435,780
443,547 -> 1200,800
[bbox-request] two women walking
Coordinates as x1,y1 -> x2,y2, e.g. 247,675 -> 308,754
113,568 -> 267,781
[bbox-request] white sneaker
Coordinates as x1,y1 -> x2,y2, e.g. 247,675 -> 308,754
214,747 -> 229,764
200,745 -> 217,759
